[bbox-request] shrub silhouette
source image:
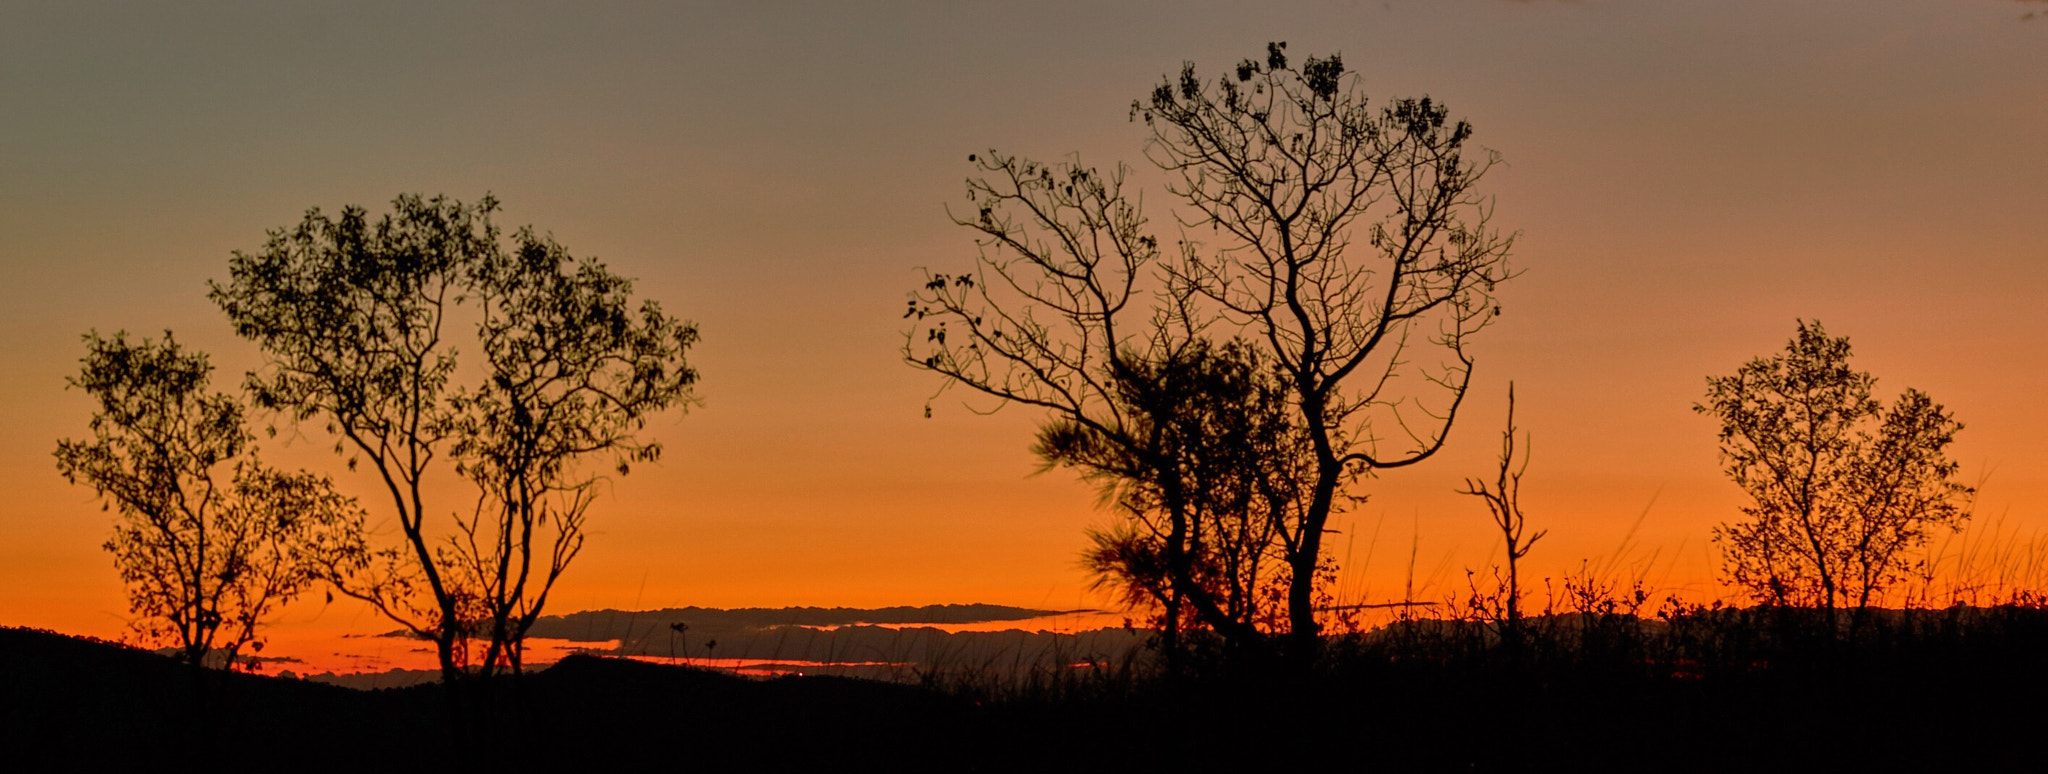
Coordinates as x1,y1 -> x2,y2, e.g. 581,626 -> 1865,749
1051,339 -> 1306,662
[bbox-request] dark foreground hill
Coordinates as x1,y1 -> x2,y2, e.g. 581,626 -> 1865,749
6,613 -> 2048,772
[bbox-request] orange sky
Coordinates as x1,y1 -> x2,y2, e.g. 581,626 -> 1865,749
3,1 -> 2045,660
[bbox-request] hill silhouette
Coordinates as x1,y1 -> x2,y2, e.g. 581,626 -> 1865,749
0,625 -> 971,769
0,626 -> 410,767
9,611 -> 2048,771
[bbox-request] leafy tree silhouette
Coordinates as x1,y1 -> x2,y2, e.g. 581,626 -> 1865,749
1051,339 -> 1309,663
1696,320 -> 1973,613
907,43 -> 1516,657
55,331 -> 366,669
210,194 -> 698,681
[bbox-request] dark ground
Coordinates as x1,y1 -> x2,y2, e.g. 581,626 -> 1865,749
4,614 -> 2046,772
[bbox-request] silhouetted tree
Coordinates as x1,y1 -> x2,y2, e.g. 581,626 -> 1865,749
210,194 -> 698,681
1696,321 -> 1972,611
1458,383 -> 1544,638
902,149 -> 1273,657
54,331 -> 366,669
450,230 -> 701,674
1056,339 -> 1311,660
909,43 -> 1516,655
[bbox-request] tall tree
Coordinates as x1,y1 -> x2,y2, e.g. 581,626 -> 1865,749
55,331 -> 365,669
451,229 -> 701,673
1696,321 -> 1972,611
908,43 -> 1515,654
210,194 -> 698,680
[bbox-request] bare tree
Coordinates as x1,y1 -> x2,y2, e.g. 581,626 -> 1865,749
210,194 -> 698,681
1696,320 -> 1972,611
1458,383 -> 1545,638
54,331 -> 366,669
906,152 -> 1270,656
908,43 -> 1516,655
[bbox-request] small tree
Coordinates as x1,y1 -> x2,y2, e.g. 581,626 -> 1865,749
54,331 -> 365,669
210,194 -> 698,680
1696,321 -> 1972,611
1054,339 -> 1309,659
1458,382 -> 1545,637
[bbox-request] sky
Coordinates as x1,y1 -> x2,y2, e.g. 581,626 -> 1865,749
3,0 -> 2045,654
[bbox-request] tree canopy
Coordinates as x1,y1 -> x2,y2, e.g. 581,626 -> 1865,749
210,194 -> 699,679
55,331 -> 365,669
1697,320 -> 1973,610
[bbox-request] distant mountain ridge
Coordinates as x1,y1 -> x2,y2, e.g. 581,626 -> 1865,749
372,603 -> 1086,641
348,603 -> 1140,685
524,603 -> 1142,677
529,602 -> 1074,642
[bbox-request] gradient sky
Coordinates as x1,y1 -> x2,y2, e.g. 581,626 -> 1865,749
4,1 -> 2045,650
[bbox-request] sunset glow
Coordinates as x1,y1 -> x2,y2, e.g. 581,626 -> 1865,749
3,0 -> 2045,677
